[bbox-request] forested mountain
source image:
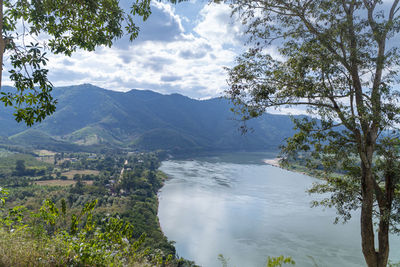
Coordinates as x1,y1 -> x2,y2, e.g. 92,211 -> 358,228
0,84 -> 296,153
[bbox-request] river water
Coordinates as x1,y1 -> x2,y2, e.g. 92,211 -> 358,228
157,153 -> 400,267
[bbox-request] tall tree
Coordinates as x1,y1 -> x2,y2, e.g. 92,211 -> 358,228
226,1 -> 400,266
0,0 -> 153,126
15,159 -> 25,175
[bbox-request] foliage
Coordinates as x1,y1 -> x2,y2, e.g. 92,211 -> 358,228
0,151 -> 196,266
0,84 -> 296,154
0,193 -> 171,266
15,159 -> 25,174
218,254 -> 229,267
0,0 -> 154,126
388,261 -> 400,267
267,256 -> 295,267
226,0 -> 400,266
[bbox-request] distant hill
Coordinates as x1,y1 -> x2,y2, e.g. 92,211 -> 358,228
0,84 -> 297,154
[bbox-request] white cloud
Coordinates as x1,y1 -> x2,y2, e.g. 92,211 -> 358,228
267,106 -> 310,116
3,1 -> 245,100
194,3 -> 244,48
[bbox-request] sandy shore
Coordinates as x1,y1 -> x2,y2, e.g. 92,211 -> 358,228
263,158 -> 281,167
264,158 -> 314,177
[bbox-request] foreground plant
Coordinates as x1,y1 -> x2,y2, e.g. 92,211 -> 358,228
0,0 -> 154,125
0,188 -> 173,266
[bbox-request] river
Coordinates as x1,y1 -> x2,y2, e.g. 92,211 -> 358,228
157,152 -> 400,267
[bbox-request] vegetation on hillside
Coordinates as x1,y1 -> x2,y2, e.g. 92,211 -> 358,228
0,0 -> 156,126
0,84 -> 296,155
0,148 -> 195,266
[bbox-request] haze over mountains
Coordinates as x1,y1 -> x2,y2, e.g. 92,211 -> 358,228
0,84 -> 296,154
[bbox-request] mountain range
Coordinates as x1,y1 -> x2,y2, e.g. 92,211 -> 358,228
0,84 -> 296,154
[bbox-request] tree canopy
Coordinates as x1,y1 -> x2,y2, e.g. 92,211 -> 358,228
0,0 -> 154,126
226,1 -> 400,266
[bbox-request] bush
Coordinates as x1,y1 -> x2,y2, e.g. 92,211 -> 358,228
0,194 -> 172,266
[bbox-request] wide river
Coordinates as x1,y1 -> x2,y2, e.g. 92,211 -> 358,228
157,152 -> 400,267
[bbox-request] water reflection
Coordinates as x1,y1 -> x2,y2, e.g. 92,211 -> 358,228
158,154 -> 400,267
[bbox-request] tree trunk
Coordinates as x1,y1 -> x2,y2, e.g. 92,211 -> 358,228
360,148 -> 391,267
376,161 -> 395,267
361,162 -> 379,267
377,213 -> 390,267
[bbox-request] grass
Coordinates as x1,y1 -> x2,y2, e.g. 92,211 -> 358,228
37,157 -> 54,164
60,170 -> 100,179
0,228 -> 66,267
0,219 -> 159,267
33,180 -> 93,186
50,170 -> 100,179
0,228 -> 149,267
0,154 -> 51,176
34,150 -> 57,157
35,150 -> 56,164
0,149 -> 14,158
0,154 -> 50,169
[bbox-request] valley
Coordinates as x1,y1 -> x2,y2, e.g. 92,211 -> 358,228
0,84 -> 296,155
0,85 -> 399,266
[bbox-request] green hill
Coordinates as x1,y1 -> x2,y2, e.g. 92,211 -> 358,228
0,84 -> 297,153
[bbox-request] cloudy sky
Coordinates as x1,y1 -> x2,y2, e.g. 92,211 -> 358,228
3,0 -> 397,115
7,1 -> 245,100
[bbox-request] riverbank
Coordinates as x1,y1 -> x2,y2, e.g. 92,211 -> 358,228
263,158 -> 281,167
263,157 -> 324,178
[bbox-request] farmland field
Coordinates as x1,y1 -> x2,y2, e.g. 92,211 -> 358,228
34,150 -> 56,156
58,169 -> 100,179
34,180 -> 93,186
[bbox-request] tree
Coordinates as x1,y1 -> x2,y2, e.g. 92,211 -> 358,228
0,0 -> 154,126
225,1 -> 400,267
15,159 -> 25,175
61,160 -> 71,169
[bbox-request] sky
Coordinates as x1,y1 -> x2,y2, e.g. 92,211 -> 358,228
2,0 -> 398,116
3,1 -> 245,100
